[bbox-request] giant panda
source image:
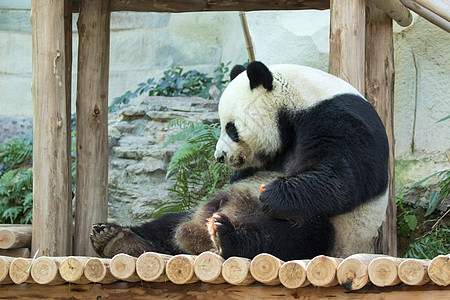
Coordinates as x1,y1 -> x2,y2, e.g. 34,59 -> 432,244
90,61 -> 389,261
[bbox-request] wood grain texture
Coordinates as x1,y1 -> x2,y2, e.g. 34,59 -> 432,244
368,257 -> 404,287
337,254 -> 386,290
365,0 -> 397,257
370,0 -> 412,26
398,259 -> 430,286
74,0 -> 110,256
110,254 -> 140,282
0,227 -> 32,249
194,251 -> 225,284
90,0 -> 330,12
84,258 -> 116,284
414,0 -> 450,22
166,255 -> 198,284
330,0 -> 366,94
428,255 -> 450,286
136,252 -> 171,282
250,253 -> 283,285
222,256 -> 255,285
0,248 -> 30,258
400,0 -> 450,33
0,281 -> 449,299
59,257 -> 90,284
279,260 -> 310,289
9,258 -> 35,284
306,255 -> 343,287
0,256 -> 14,284
30,0 -> 72,257
30,257 -> 66,285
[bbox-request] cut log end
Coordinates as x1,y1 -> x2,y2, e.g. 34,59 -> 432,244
307,255 -> 342,287
368,257 -> 402,287
110,254 -> 139,282
194,251 -> 225,284
222,257 -> 255,285
0,256 -> 14,284
279,260 -> 310,289
428,255 -> 450,286
398,259 -> 430,286
59,257 -> 88,283
30,257 -> 65,285
84,258 -> 116,284
136,252 -> 171,282
9,258 -> 34,284
166,255 -> 198,284
250,253 -> 283,285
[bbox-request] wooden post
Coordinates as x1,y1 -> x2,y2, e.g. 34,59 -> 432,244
30,0 -> 72,257
330,0 -> 366,94
75,0 -> 111,256
365,0 -> 397,257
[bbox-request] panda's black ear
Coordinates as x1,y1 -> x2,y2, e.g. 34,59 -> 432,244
230,65 -> 246,81
246,61 -> 273,91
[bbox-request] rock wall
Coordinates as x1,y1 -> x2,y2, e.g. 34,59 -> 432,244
107,96 -> 218,225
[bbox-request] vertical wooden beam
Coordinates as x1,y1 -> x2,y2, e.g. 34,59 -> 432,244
30,0 -> 72,256
329,0 -> 366,94
75,0 -> 110,256
365,1 -> 397,256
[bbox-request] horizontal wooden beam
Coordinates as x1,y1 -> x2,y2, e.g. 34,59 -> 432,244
0,281 -> 449,299
72,0 -> 330,13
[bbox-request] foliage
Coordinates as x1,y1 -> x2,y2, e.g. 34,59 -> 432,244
403,222 -> 450,259
0,138 -> 33,224
396,191 -> 418,237
412,169 -> 450,217
152,120 -> 233,217
109,62 -> 231,112
0,137 -> 32,177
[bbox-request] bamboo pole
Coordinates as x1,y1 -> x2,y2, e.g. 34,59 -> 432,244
0,256 -> 14,284
368,257 -> 404,287
9,258 -> 36,284
30,257 -> 66,285
239,12 -> 255,62
194,251 -> 226,284
279,260 -> 310,289
110,253 -> 140,282
400,0 -> 450,33
337,254 -> 385,290
136,252 -> 171,282
166,255 -> 199,284
30,0 -> 72,258
84,257 -> 117,284
306,255 -> 343,287
59,256 -> 90,284
74,0 -> 110,256
365,0 -> 397,257
250,253 -> 283,286
428,255 -> 449,286
0,227 -> 32,249
398,259 -> 430,286
222,257 -> 255,285
0,248 -> 31,258
330,0 -> 366,95
370,0 -> 412,26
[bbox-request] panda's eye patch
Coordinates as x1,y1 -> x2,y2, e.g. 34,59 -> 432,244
226,122 -> 240,142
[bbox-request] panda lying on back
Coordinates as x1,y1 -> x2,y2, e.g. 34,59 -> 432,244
91,62 -> 389,261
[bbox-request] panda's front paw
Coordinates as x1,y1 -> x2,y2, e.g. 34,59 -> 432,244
207,213 -> 236,257
259,178 -> 296,220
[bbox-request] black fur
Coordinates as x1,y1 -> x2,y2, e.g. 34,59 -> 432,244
246,61 -> 273,91
259,94 -> 389,222
225,122 -> 240,142
212,214 -> 335,261
230,65 -> 246,81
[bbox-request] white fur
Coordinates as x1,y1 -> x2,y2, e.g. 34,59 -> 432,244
215,64 -> 361,169
330,188 -> 388,257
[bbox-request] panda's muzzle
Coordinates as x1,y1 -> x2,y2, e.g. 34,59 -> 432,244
216,151 -> 227,164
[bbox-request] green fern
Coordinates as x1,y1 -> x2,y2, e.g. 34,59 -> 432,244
153,120 -> 232,217
0,168 -> 33,224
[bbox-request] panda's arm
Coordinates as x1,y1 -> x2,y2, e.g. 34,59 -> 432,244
259,155 -> 361,222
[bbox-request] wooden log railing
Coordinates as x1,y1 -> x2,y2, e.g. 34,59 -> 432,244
1,252 -> 449,288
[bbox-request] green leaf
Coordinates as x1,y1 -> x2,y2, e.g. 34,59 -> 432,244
436,115 -> 450,123
404,214 -> 418,231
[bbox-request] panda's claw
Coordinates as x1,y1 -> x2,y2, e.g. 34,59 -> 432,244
90,223 -> 123,256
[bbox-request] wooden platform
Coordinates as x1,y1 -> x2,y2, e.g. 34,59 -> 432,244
0,281 -> 449,299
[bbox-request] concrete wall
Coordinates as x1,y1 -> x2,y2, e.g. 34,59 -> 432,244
0,8 -> 449,185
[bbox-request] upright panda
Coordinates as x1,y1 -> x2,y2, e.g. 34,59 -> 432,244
90,61 -> 389,261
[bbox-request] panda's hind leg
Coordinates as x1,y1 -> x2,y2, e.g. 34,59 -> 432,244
90,211 -> 190,258
208,214 -> 335,261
